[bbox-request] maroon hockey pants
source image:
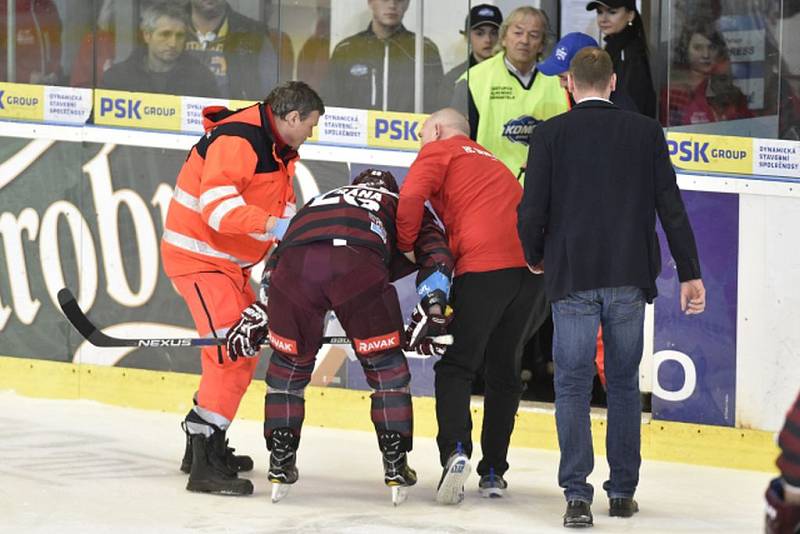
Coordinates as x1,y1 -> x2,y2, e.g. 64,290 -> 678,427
264,242 -> 412,449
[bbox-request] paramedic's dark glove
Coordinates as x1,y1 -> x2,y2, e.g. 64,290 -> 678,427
225,302 -> 269,362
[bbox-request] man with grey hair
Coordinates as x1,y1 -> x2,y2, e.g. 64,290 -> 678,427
102,2 -> 219,97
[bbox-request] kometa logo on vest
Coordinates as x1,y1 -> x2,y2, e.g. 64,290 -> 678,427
502,115 -> 540,145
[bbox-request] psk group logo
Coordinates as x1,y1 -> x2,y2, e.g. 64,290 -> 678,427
94,89 -> 182,131
502,115 -> 539,145
368,110 -> 426,151
0,82 -> 44,121
666,132 -> 752,175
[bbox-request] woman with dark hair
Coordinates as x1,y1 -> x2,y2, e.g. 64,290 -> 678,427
586,0 -> 656,118
661,19 -> 752,127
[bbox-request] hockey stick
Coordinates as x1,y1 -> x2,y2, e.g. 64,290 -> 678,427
57,288 -> 352,348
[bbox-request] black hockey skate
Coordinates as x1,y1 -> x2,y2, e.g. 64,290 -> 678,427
185,430 -> 253,496
180,422 -> 253,474
378,431 -> 417,506
267,427 -> 299,503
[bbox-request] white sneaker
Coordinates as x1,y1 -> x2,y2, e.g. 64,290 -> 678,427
436,450 -> 471,505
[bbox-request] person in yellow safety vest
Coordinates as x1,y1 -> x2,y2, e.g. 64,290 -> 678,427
450,6 -> 569,182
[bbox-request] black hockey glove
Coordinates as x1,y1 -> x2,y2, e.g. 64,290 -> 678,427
404,293 -> 453,355
412,333 -> 452,357
225,302 -> 269,362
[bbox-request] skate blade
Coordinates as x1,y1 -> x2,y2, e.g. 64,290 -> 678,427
391,485 -> 408,506
271,482 -> 291,503
436,456 -> 471,505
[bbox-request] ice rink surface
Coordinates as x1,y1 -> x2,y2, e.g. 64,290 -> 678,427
0,391 -> 772,533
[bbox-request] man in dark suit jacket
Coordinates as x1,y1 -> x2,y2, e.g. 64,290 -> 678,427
517,47 -> 706,528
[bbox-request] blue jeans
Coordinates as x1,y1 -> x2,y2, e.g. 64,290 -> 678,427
551,286 -> 645,503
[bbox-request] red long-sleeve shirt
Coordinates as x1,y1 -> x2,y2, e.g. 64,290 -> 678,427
396,135 -> 527,275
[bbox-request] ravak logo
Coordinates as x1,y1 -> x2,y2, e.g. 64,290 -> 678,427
502,116 -> 539,145
268,331 -> 298,355
138,339 -> 191,347
354,331 -> 400,355
375,118 -> 419,141
0,90 -> 4,109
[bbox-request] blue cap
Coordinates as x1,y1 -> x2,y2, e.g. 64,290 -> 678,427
537,32 -> 599,76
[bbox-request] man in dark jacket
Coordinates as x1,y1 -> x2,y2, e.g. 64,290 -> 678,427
322,0 -> 443,113
518,47 -> 705,527
102,3 -> 219,97
438,4 -> 502,109
186,0 -> 279,100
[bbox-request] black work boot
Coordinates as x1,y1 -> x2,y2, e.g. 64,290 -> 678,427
180,422 -> 254,474
564,500 -> 593,528
185,429 -> 254,496
267,427 -> 299,485
378,431 -> 417,487
609,497 -> 639,517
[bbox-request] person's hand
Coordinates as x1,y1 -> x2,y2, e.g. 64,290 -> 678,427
404,302 -> 452,352
680,279 -> 706,315
412,334 -> 453,357
225,302 -> 269,361
528,260 -> 544,274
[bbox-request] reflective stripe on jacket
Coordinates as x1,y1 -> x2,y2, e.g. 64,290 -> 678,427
161,103 -> 297,283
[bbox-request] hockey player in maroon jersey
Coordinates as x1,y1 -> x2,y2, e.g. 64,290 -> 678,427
225,168 -> 454,504
766,390 -> 800,534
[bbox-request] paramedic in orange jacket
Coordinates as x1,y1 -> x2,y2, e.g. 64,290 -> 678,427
160,81 -> 324,496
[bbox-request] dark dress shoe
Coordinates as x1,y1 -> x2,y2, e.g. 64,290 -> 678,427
564,500 -> 593,528
609,497 -> 639,517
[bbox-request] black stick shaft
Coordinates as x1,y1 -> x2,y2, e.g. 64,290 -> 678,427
57,288 -> 351,348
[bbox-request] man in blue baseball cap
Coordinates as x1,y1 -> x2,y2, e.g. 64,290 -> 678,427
539,32 -> 637,111
538,32 -> 598,88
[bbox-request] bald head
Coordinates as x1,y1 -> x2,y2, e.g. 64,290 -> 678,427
420,108 -> 470,147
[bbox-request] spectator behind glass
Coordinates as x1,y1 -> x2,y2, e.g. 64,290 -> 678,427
102,3 -> 220,98
451,6 -> 569,180
438,4 -> 502,109
186,0 -> 278,100
0,0 -> 62,84
586,0 -> 656,118
70,0 -> 116,88
296,6 -> 330,93
323,0 -> 444,113
661,20 -> 752,127
264,0 -> 296,83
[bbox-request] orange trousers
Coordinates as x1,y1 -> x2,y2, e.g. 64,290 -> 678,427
172,272 -> 259,422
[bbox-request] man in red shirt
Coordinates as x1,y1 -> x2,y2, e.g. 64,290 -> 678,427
396,108 -> 548,504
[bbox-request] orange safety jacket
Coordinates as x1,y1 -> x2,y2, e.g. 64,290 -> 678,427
161,103 -> 298,284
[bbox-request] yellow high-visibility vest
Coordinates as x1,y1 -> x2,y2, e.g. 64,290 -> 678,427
462,53 -> 569,182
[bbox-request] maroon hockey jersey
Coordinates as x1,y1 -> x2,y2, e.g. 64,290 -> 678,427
269,183 -> 452,282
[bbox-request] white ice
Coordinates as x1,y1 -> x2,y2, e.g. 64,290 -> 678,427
0,391 -> 771,533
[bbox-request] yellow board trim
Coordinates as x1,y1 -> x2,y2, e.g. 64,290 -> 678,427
0,356 -> 778,473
